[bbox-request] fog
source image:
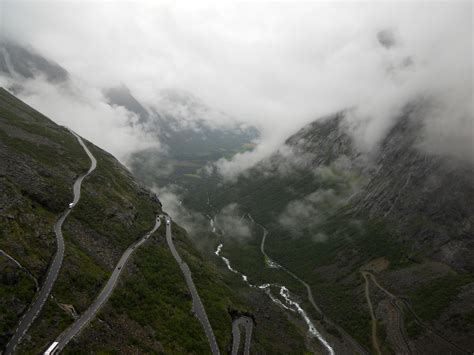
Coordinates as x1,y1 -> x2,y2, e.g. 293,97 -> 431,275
0,76 -> 157,160
1,0 -> 472,171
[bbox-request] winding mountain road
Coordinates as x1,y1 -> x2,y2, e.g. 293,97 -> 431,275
363,271 -> 412,354
4,130 -> 96,355
165,219 -> 220,355
363,271 -> 470,355
231,316 -> 253,355
51,217 -> 161,353
361,271 -> 382,355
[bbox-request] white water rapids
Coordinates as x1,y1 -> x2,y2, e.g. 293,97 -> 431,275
214,243 -> 335,355
208,216 -> 217,233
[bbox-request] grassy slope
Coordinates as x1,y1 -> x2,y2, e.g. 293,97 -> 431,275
0,88 -> 307,354
0,88 -> 240,353
0,87 -> 89,347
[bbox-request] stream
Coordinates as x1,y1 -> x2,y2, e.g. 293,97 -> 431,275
214,241 -> 335,355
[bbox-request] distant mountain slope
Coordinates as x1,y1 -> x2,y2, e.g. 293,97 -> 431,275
105,84 -> 259,198
105,85 -> 259,159
104,85 -> 149,123
0,40 -> 69,83
0,88 -> 309,354
191,108 -> 474,353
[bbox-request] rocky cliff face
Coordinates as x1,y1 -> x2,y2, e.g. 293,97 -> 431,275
200,106 -> 473,353
233,105 -> 473,272
353,109 -> 474,273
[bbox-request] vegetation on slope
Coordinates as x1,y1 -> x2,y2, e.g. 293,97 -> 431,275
0,88 -> 246,353
0,87 -> 308,354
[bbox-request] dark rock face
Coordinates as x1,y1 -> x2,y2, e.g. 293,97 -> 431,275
201,105 -> 473,353
285,112 -> 355,167
352,109 -> 474,272
285,107 -> 474,272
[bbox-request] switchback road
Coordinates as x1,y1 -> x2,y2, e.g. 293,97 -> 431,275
165,219 -> 220,355
51,217 -> 161,353
4,130 -> 96,355
363,271 -> 470,355
361,271 -> 382,355
231,316 -> 253,355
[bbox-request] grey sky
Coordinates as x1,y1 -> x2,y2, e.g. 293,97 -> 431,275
1,0 -> 472,169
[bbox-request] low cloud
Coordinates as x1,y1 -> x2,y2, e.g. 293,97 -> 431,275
377,29 -> 397,49
312,232 -> 328,243
151,185 -> 251,243
214,203 -> 251,240
151,184 -> 207,232
279,189 -> 337,235
1,1 -> 471,176
278,157 -> 362,238
149,89 -> 239,131
211,135 -> 276,181
0,75 -> 158,163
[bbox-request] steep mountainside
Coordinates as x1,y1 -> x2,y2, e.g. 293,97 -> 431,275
0,88 -> 306,354
184,108 -> 474,354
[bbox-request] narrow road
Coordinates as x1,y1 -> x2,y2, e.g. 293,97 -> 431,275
283,260 -> 367,355
4,131 -> 96,355
365,271 -> 470,355
364,272 -> 412,355
390,298 -> 412,355
361,271 -> 382,355
69,131 -> 97,207
253,216 -> 367,354
165,219 -> 220,355
50,217 -> 161,353
231,316 -> 253,355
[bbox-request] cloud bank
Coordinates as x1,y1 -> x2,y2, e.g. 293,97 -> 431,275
1,0 -> 472,174
0,75 -> 157,162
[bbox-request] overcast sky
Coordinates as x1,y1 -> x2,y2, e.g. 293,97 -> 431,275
1,0 -> 472,170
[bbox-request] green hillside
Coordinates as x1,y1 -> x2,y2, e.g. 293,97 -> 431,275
0,88 -> 306,353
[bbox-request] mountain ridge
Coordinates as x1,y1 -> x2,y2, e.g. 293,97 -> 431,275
178,107 -> 474,354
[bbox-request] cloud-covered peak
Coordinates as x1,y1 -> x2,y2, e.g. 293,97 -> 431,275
0,38 -> 69,84
1,1 -> 471,176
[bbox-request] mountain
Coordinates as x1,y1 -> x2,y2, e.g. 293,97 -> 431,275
105,85 -> 259,193
0,39 -> 69,84
181,107 -> 474,354
103,85 -> 149,123
146,89 -> 259,159
105,85 -> 259,159
0,88 -> 306,353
